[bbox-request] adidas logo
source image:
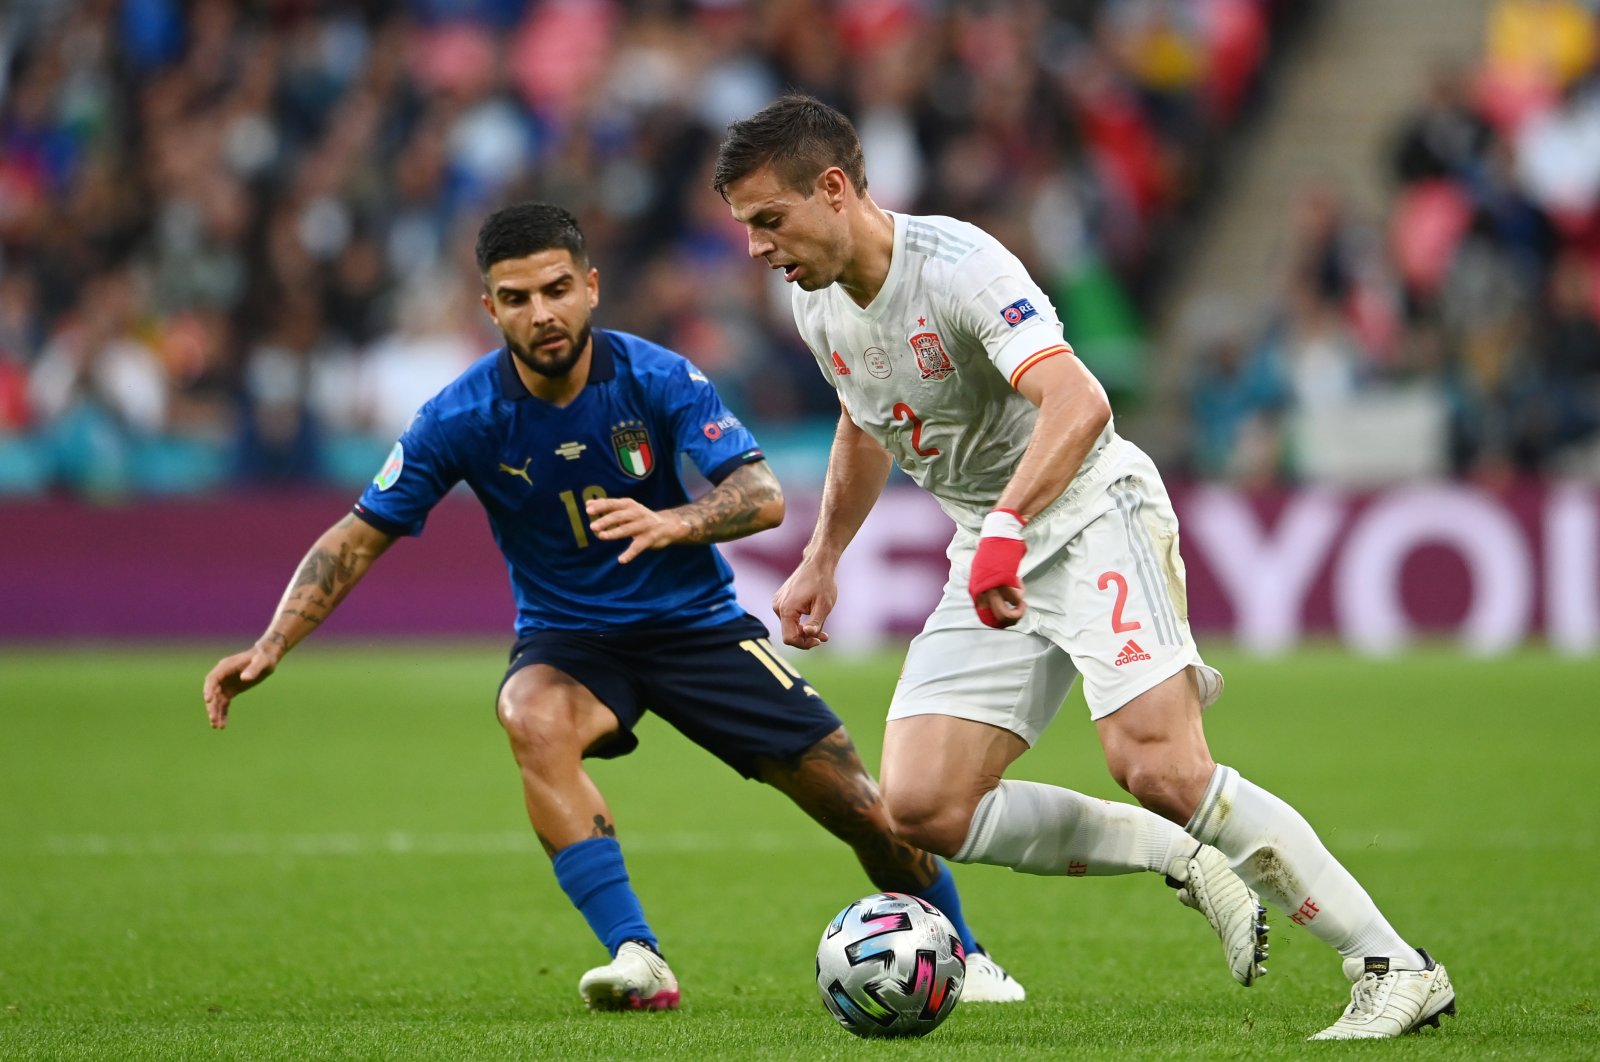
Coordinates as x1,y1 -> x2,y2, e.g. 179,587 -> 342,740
831,350 -> 851,375
1114,639 -> 1152,666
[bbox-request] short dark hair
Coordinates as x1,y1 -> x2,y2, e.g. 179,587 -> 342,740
475,202 -> 587,275
713,94 -> 867,201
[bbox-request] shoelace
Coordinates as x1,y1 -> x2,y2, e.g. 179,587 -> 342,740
1346,971 -> 1385,1017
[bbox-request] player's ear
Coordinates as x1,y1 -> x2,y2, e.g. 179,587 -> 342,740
819,167 -> 850,208
586,266 -> 600,309
480,291 -> 497,324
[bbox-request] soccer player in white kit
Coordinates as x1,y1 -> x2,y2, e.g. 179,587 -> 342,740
715,95 -> 1454,1041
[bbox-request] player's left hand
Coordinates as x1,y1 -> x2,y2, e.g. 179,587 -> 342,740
202,642 -> 282,729
586,497 -> 688,564
970,508 -> 1028,628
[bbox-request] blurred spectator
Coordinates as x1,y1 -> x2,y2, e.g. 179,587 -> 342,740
1188,328 -> 1288,483
1476,0 -> 1596,132
1392,61 -> 1493,186
1518,249 -> 1600,463
1513,77 -> 1600,230
238,292 -> 355,483
0,271 -> 40,429
1484,0 -> 1597,93
27,267 -> 167,494
357,272 -> 480,440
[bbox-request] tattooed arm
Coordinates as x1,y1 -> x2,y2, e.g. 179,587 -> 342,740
202,514 -> 396,728
584,460 -> 784,564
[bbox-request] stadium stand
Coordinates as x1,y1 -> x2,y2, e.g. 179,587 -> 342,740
1172,0 -> 1600,484
0,0 -> 1298,495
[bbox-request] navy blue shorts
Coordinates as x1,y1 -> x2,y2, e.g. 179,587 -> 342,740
501,613 -> 844,779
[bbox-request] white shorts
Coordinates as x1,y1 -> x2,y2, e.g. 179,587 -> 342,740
888,435 -> 1223,743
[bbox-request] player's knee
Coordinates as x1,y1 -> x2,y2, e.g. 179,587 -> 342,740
882,784 -> 970,857
1114,753 -> 1210,825
497,694 -> 583,768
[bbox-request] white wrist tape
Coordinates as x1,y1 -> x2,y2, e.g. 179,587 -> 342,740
979,509 -> 1026,540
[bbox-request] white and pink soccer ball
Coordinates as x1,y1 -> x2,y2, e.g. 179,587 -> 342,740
815,892 -> 965,1038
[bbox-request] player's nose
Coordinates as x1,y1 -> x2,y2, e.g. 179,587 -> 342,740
746,230 -> 773,260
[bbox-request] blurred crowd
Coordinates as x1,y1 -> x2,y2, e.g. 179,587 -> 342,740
3,0 -> 1299,495
1190,0 -> 1600,484
0,0 -> 1291,495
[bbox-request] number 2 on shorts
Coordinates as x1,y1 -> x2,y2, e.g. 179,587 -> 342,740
1097,571 -> 1142,633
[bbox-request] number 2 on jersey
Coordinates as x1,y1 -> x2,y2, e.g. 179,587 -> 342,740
892,402 -> 941,457
1097,571 -> 1142,633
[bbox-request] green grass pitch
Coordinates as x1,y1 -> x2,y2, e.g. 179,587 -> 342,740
2,643 -> 1597,1059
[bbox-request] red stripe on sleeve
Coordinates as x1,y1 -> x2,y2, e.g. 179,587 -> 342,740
1008,343 -> 1074,389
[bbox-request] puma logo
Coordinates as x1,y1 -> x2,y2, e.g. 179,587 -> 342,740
498,457 -> 533,485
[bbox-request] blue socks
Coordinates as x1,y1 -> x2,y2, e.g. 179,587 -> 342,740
554,838 -> 975,960
552,836 -> 656,956
910,860 -> 978,954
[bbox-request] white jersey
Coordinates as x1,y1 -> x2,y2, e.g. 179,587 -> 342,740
791,212 -> 1108,531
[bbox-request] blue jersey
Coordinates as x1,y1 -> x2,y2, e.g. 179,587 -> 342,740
353,329 -> 764,634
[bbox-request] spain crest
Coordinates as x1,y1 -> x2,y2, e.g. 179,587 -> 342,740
611,422 -> 655,479
910,331 -> 954,381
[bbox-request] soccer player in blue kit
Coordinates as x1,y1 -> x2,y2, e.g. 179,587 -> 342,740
202,202 -> 1025,1011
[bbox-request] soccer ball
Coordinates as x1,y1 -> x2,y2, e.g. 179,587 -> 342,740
815,892 -> 965,1038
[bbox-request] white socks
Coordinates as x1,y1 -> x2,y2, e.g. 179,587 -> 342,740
952,779 -> 1195,876
950,766 -> 1424,970
1186,765 -> 1421,968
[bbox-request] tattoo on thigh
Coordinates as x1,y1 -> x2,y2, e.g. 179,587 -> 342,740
591,815 -> 616,840
793,731 -> 878,813
766,730 -> 939,891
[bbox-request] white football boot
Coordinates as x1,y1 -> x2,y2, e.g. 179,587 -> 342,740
961,948 -> 1026,1002
1166,844 -> 1269,986
1310,950 -> 1455,1040
578,940 -> 681,1011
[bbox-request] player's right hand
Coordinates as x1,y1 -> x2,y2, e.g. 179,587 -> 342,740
773,562 -> 836,650
202,644 -> 280,729
970,509 -> 1028,628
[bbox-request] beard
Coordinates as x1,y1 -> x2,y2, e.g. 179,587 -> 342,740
506,321 -> 592,379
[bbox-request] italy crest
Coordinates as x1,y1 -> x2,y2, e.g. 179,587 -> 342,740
611,423 -> 655,479
910,331 -> 954,381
